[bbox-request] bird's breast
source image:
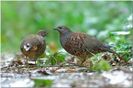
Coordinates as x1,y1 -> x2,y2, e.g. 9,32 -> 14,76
60,33 -> 88,57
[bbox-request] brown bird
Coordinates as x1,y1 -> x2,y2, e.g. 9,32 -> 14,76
20,30 -> 48,61
55,26 -> 123,67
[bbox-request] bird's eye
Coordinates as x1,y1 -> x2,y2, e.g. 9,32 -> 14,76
26,43 -> 30,47
23,43 -> 31,51
26,45 -> 30,47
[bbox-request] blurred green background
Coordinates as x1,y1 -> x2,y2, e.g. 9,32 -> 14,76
1,1 -> 132,53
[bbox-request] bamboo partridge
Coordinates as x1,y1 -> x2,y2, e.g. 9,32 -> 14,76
55,26 -> 122,67
20,30 -> 47,61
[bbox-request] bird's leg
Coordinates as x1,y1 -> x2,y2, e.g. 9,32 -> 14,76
76,55 -> 93,68
83,58 -> 93,68
24,57 -> 30,71
25,56 -> 29,66
25,57 -> 29,70
26,58 -> 37,71
81,58 -> 87,65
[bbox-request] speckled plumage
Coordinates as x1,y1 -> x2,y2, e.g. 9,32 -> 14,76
20,30 -> 47,60
55,26 -> 119,66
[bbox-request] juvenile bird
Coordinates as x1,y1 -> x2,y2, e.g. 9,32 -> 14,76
20,30 -> 48,61
55,26 -> 123,67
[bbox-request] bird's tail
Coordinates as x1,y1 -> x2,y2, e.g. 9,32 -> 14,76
37,30 -> 48,37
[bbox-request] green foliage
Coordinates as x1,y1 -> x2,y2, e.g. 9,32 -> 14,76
108,32 -> 132,61
1,1 -> 132,52
91,59 -> 112,71
33,79 -> 53,88
46,52 -> 66,65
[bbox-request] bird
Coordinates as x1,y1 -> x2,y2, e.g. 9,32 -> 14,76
20,30 -> 48,62
54,26 -> 123,67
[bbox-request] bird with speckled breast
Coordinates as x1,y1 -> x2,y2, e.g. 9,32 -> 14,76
20,30 -> 48,61
54,26 -> 123,67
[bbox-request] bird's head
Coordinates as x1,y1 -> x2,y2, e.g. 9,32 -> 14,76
22,42 -> 38,52
54,26 -> 71,35
37,30 -> 48,37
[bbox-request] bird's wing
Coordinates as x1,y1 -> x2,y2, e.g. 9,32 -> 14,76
79,33 -> 108,53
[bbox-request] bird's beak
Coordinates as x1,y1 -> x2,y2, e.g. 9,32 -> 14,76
37,30 -> 48,37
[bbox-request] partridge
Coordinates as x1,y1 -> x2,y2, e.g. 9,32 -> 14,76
20,30 -> 47,61
55,26 -> 123,67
